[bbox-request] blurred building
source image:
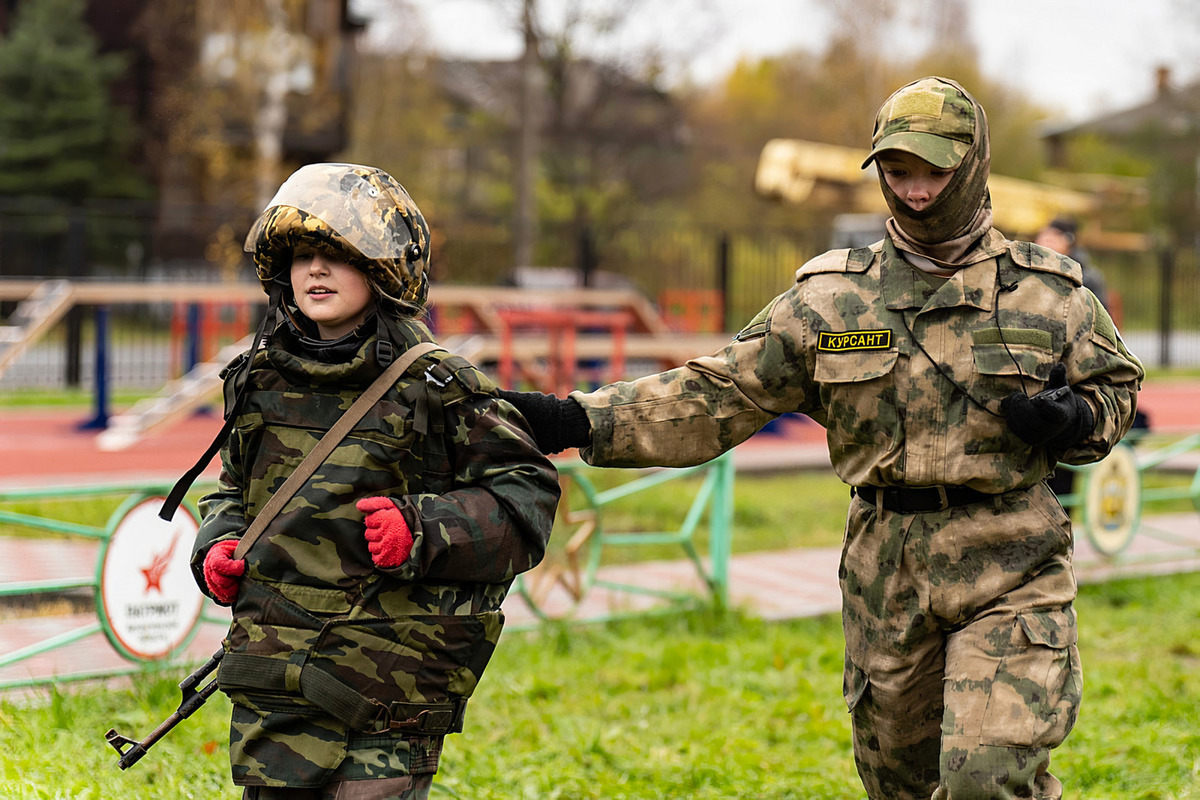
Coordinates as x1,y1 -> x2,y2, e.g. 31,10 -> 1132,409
347,51 -> 693,285
1042,66 -> 1199,249
432,56 -> 691,222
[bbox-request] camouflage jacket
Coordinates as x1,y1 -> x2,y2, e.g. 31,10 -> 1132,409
574,231 -> 1143,493
191,319 -> 559,787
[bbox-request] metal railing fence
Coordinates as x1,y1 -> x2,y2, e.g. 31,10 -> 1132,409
0,455 -> 735,688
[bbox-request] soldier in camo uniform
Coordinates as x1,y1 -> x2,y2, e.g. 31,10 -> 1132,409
188,163 -> 560,799
500,77 -> 1143,798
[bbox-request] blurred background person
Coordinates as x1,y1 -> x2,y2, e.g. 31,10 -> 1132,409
1035,217 -> 1109,310
1036,216 -> 1148,501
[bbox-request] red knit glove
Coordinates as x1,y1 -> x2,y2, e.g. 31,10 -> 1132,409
203,540 -> 245,605
357,497 -> 414,569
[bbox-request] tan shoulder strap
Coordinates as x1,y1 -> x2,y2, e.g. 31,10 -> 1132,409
232,341 -> 441,561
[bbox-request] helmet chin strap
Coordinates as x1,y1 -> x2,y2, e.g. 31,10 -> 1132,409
279,295 -> 312,337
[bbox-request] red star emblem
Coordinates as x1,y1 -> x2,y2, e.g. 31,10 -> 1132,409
141,533 -> 179,594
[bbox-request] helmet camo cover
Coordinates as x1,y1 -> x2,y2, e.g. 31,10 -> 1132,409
245,163 -> 431,307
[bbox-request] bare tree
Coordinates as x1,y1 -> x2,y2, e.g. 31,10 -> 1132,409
253,0 -> 299,208
414,0 -> 719,268
514,0 -> 540,268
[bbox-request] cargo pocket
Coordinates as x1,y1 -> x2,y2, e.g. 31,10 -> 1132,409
228,702 -> 344,787
843,655 -> 870,715
311,611 -> 505,710
980,607 -> 1081,748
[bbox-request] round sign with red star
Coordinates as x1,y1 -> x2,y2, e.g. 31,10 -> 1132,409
98,495 -> 205,661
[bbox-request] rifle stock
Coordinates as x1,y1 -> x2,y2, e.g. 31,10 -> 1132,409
104,648 -> 224,770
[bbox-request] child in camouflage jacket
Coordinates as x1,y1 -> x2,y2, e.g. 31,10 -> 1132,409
500,79 -> 1143,800
189,163 -> 560,800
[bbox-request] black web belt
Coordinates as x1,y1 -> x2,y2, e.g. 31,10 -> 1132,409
851,485 -> 993,514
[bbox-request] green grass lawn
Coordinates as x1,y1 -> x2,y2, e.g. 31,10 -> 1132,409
1,572 -> 1198,799
1,463 -> 1198,798
0,387 -> 156,409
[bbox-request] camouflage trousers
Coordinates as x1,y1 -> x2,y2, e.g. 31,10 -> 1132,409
840,482 -> 1082,800
241,773 -> 433,799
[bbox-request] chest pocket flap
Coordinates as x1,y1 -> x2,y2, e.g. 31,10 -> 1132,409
815,348 -> 898,383
971,327 -> 1054,383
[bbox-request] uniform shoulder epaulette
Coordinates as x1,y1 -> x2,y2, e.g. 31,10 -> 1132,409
795,243 -> 879,281
795,248 -> 850,280
1009,241 -> 1083,286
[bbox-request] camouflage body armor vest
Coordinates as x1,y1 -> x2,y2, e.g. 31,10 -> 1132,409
207,321 -> 510,783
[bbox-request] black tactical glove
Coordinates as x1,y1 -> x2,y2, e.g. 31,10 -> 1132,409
497,389 -> 592,455
1001,363 -> 1094,449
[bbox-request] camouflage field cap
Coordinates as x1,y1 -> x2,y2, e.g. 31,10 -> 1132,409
861,77 -> 976,170
245,163 -> 432,307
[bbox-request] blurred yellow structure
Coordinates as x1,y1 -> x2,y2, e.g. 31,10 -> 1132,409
755,138 -> 1096,236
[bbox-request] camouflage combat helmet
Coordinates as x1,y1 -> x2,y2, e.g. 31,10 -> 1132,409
244,163 -> 432,308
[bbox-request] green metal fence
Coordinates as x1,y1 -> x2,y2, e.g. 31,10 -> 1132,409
514,453 -> 735,625
0,455 -> 736,689
0,483 -> 222,690
1060,433 -> 1200,558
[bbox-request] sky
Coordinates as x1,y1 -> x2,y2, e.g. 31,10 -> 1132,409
353,0 -> 1200,125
